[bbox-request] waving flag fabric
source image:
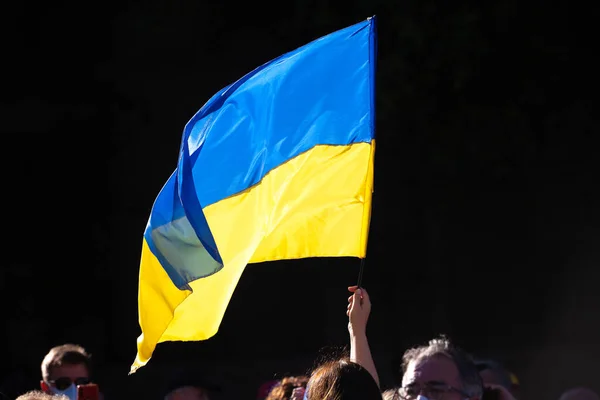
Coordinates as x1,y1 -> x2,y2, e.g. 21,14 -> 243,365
131,16 -> 377,373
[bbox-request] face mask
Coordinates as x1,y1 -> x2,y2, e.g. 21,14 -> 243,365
51,383 -> 77,400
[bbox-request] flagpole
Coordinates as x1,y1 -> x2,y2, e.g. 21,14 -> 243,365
356,15 -> 376,302
357,257 -> 365,288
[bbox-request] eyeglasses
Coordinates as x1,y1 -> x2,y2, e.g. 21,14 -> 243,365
48,377 -> 91,391
398,383 -> 469,400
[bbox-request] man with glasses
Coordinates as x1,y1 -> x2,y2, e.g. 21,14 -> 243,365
39,344 -> 94,400
398,337 -> 483,400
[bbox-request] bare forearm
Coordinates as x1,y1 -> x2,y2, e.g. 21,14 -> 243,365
350,331 -> 380,387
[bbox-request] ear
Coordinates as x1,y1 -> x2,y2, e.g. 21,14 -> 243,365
40,381 -> 50,393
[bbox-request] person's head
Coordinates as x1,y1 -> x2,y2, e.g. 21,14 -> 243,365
265,376 -> 309,400
473,359 -> 512,389
40,344 -> 92,400
400,336 -> 483,400
164,386 -> 210,400
306,357 -> 382,400
558,387 -> 600,400
16,390 -> 68,400
164,371 -> 220,400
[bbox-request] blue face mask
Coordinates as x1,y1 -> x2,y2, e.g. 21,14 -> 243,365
51,383 -> 77,400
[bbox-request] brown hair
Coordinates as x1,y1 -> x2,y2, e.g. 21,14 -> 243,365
307,358 -> 382,400
41,344 -> 91,382
265,376 -> 309,400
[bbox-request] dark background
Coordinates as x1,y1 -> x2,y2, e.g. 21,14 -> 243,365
1,1 -> 599,399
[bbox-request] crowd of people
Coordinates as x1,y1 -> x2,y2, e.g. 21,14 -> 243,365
5,286 -> 598,400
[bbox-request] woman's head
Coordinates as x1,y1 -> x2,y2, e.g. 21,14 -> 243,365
307,358 -> 382,400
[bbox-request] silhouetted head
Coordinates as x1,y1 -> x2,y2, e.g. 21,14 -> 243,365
165,386 -> 209,400
559,387 -> 599,400
163,369 -> 221,400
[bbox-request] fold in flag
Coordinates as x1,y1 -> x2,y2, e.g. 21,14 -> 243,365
131,16 -> 378,373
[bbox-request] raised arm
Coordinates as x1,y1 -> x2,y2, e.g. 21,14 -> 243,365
347,285 -> 380,388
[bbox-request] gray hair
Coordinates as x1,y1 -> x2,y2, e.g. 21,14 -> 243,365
401,336 -> 483,399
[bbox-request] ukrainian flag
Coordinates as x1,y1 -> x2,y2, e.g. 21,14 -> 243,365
131,16 -> 377,373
